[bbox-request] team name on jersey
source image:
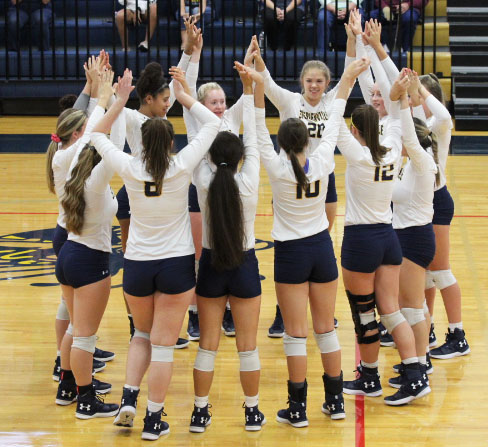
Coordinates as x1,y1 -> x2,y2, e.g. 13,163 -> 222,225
299,110 -> 329,123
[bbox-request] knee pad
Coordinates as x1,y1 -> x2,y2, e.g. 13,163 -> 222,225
425,270 -> 435,289
238,348 -> 260,372
380,310 -> 405,334
151,344 -> 174,363
423,300 -> 429,315
314,330 -> 340,354
283,334 -> 307,357
72,334 -> 97,354
56,298 -> 70,321
431,269 -> 456,290
194,347 -> 217,372
401,307 -> 426,327
65,323 -> 73,336
346,291 -> 379,344
133,328 -> 150,340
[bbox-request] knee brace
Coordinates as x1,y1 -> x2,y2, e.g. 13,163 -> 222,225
238,348 -> 260,372
380,310 -> 405,334
133,328 -> 150,340
65,323 -> 73,336
56,298 -> 70,321
314,330 -> 340,354
194,347 -> 217,372
151,344 -> 174,363
283,334 -> 307,357
72,334 -> 97,354
425,270 -> 435,289
401,307 -> 426,327
423,300 -> 430,315
346,291 -> 379,344
431,269 -> 456,290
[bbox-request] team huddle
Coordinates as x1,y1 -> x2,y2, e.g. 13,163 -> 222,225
46,12 -> 470,442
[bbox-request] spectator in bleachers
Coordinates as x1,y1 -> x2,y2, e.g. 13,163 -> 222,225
180,0 -> 212,49
263,0 -> 304,51
7,0 -> 53,52
317,0 -> 358,53
115,0 -> 158,52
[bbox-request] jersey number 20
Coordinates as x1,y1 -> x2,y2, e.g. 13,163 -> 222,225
307,122 -> 325,139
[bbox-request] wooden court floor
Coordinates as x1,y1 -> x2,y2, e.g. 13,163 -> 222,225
0,122 -> 487,446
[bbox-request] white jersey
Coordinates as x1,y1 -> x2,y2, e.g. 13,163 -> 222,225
412,95 -> 453,191
51,105 -> 105,229
392,108 -> 438,229
91,102 -> 221,261
193,95 -> 259,250
256,99 -> 346,242
338,100 -> 402,226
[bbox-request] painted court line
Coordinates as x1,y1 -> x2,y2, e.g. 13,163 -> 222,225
355,342 -> 365,447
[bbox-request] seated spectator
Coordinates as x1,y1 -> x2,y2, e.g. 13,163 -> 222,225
180,0 -> 213,49
115,0 -> 157,52
369,0 -> 428,52
263,0 -> 304,52
317,0 -> 357,53
7,0 -> 53,52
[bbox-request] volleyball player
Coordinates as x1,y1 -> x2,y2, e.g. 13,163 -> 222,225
91,74 -> 221,440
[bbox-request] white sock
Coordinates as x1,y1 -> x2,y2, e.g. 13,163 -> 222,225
402,357 -> 418,365
449,322 -> 463,331
124,384 -> 140,391
245,394 -> 259,408
194,395 -> 209,408
361,360 -> 379,369
226,302 -> 231,310
56,350 -> 61,357
418,355 -> 427,365
147,400 -> 164,413
430,315 -> 434,323
189,305 -> 198,313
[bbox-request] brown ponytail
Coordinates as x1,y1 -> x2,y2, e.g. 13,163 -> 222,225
413,117 -> 441,186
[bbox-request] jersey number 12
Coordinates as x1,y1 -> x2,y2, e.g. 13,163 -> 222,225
374,164 -> 394,182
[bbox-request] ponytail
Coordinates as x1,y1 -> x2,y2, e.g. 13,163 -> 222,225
413,117 -> 441,186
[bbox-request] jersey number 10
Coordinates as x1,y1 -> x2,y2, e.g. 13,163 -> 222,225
296,180 -> 320,199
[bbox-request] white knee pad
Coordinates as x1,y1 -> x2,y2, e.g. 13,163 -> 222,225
65,323 -> 74,336
431,269 -> 457,290
56,298 -> 70,321
425,270 -> 435,289
380,310 -> 405,334
151,344 -> 174,362
401,308 -> 426,327
314,330 -> 340,354
133,328 -> 150,340
423,300 -> 430,315
238,348 -> 260,372
72,334 -> 97,354
359,311 -> 376,326
194,347 -> 217,372
283,334 -> 307,357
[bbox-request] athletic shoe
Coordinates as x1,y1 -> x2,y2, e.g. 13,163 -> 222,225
187,310 -> 200,341
94,347 -> 115,362
322,372 -> 345,420
138,40 -> 148,52
276,380 -> 308,428
56,380 -> 77,406
379,322 -> 395,347
388,373 -> 404,389
93,359 -> 106,373
174,338 -> 189,349
93,378 -> 112,394
334,318 -> 339,328
142,408 -> 170,440
343,366 -> 382,397
75,388 -> 119,419
430,328 -> 470,359
189,404 -> 211,433
114,387 -> 139,427
429,323 -> 437,347
244,404 -> 266,431
268,305 -> 284,338
53,356 -> 61,381
425,352 -> 434,374
384,364 -> 430,406
222,308 -> 235,337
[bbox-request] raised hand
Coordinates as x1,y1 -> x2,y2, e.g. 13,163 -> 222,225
235,60 -> 264,85
365,19 -> 382,50
390,68 -> 411,101
168,66 -> 191,95
116,69 -> 134,103
349,8 -> 363,36
244,35 -> 259,67
343,57 -> 371,84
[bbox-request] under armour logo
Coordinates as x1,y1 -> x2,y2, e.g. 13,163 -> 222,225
364,381 -> 375,388
200,417 -> 206,424
61,390 -> 72,398
329,404 -> 335,411
254,415 -> 260,422
79,404 -> 90,411
102,270 -> 109,275
290,412 -> 300,419
459,340 -> 467,347
154,422 -> 161,430
121,399 -> 125,405
191,415 -> 195,422
411,380 -> 423,390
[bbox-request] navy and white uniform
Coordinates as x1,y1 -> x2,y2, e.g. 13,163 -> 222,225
91,102 -> 221,296
392,107 -> 438,269
338,100 -> 403,273
256,98 -> 347,284
192,95 -> 261,298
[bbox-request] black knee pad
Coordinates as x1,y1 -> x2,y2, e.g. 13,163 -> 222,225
346,290 -> 380,344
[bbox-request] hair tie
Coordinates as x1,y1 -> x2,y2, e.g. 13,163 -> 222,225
219,162 -> 228,167
51,133 -> 61,143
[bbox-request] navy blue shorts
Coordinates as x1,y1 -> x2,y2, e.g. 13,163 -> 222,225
188,183 -> 200,213
396,224 -> 436,269
56,241 -> 110,288
123,254 -> 196,296
341,223 -> 402,273
52,224 -> 68,256
116,185 -> 131,221
274,229 -> 338,284
432,185 -> 454,225
326,172 -> 337,204
196,248 -> 261,298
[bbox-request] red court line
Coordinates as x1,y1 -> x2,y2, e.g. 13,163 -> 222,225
355,342 -> 366,447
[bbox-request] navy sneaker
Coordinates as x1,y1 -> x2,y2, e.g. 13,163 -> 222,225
429,323 -> 437,347
276,380 -> 308,428
343,366 -> 382,397
268,305 -> 285,338
55,379 -> 77,406
334,318 -> 339,328
384,363 -> 430,406
379,322 -> 395,347
75,388 -> 119,419
141,408 -> 170,440
322,372 -> 345,420
425,352 -> 434,374
94,347 -> 115,362
187,310 -> 200,341
430,328 -> 470,359
114,387 -> 139,427
93,359 -> 106,373
244,404 -> 266,431
189,404 -> 212,433
93,378 -> 112,394
222,307 -> 235,337
175,337 -> 189,349
53,356 -> 61,381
